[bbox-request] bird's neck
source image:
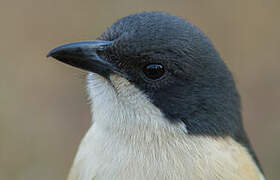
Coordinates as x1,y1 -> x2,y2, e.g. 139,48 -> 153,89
87,73 -> 186,138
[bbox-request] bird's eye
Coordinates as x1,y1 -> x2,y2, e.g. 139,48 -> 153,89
142,64 -> 165,80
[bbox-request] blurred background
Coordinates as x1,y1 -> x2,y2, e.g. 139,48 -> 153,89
0,0 -> 279,179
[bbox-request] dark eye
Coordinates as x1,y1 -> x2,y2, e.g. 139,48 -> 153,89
142,64 -> 165,80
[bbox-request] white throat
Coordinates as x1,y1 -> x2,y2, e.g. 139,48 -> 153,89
87,73 -> 186,134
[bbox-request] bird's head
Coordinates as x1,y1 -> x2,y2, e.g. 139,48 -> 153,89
47,12 -> 242,139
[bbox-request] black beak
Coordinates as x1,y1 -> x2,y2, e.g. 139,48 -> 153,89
47,40 -> 117,77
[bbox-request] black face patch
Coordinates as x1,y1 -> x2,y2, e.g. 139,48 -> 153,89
98,12 -> 263,172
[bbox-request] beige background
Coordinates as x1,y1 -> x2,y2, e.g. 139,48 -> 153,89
0,0 -> 279,179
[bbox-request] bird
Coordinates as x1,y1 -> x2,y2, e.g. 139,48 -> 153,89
47,12 -> 265,180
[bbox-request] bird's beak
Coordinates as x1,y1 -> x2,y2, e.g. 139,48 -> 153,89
47,40 -> 118,77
